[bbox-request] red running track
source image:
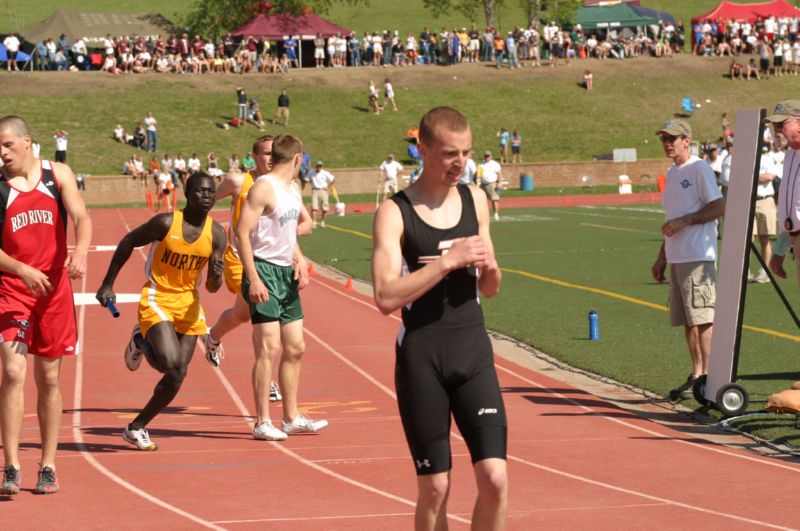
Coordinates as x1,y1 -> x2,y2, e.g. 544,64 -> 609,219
4,206 -> 800,530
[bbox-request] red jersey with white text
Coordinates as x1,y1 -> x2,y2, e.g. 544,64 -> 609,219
0,160 -> 76,358
0,160 -> 68,277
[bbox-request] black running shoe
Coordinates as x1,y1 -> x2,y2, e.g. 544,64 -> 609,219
0,465 -> 20,495
34,466 -> 59,495
669,374 -> 699,401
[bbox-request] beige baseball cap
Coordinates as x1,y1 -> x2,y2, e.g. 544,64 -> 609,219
764,100 -> 800,123
655,119 -> 692,138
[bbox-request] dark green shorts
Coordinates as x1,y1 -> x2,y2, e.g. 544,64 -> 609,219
242,259 -> 303,324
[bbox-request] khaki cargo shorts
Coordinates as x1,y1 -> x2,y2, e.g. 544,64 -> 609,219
668,261 -> 716,327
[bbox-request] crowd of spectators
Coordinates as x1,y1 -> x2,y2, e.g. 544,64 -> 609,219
12,20 -> 693,75
15,14 -> 800,75
694,16 -> 800,78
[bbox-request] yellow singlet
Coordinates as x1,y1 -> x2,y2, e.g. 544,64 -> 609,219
223,172 -> 254,293
138,210 -> 214,336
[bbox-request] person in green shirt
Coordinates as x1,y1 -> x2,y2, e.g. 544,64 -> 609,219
241,152 -> 256,172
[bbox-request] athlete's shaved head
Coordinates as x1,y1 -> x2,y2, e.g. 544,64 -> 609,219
252,134 -> 274,156
271,134 -> 303,165
419,107 -> 469,145
186,171 -> 214,192
0,115 -> 31,139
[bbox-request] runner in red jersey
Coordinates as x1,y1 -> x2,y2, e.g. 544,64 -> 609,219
0,115 -> 92,496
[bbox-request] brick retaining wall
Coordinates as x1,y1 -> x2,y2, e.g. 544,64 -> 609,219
81,159 -> 670,206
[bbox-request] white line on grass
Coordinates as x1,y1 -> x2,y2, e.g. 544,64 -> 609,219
580,222 -> 657,235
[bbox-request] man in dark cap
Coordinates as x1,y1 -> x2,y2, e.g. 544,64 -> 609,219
650,119 -> 725,401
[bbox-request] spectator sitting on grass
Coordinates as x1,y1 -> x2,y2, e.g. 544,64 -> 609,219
582,69 -> 593,90
729,58 -> 744,80
113,124 -> 132,144
228,153 -> 241,172
746,57 -> 761,80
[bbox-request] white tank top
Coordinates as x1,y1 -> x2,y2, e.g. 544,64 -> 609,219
250,174 -> 301,267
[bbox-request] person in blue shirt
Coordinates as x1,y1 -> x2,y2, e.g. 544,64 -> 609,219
35,40 -> 48,71
283,37 -> 298,68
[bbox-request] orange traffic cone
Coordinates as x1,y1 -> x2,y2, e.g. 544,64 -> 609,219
308,262 -> 316,276
146,190 -> 154,209
172,190 -> 178,210
344,276 -> 353,291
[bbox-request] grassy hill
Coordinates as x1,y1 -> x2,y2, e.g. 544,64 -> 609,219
0,53 -> 797,176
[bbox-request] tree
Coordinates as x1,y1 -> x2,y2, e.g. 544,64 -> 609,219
184,0 -> 366,41
422,0 -> 504,29
517,0 -> 580,28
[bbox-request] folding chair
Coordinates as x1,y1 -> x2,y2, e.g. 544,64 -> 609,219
90,53 -> 103,70
681,97 -> 695,115
16,49 -> 33,71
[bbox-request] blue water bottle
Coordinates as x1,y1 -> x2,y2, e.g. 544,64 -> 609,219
588,310 -> 599,341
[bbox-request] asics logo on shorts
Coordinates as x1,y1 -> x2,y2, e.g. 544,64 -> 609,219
478,408 -> 498,416
11,319 -> 29,329
416,459 -> 431,469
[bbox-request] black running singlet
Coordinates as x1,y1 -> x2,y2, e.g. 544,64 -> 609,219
391,185 -> 484,331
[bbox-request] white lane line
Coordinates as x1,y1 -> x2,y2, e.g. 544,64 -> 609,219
311,274 -> 799,528
580,222 -> 655,235
215,512 -> 416,524
495,363 -> 800,475
72,265 -> 224,530
209,359 -> 449,521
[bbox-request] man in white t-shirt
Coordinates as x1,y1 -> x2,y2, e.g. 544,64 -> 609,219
187,153 -> 202,174
651,119 -> 724,401
478,150 -> 502,220
3,32 -> 21,71
53,129 -> 68,163
310,161 -> 335,227
750,143 -> 783,283
173,154 -> 188,186
379,154 -> 403,202
144,112 -> 158,153
766,100 -> 800,284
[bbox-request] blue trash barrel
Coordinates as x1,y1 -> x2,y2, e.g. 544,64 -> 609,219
520,174 -> 534,191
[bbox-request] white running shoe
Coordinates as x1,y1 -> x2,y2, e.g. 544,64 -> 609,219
281,413 -> 328,435
493,212 -> 500,221
203,333 -> 224,367
320,220 -> 326,228
253,420 -> 288,441
122,425 -> 158,451
124,324 -> 144,371
269,381 -> 282,402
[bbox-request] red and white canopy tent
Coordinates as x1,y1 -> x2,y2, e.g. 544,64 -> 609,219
231,10 -> 351,66
693,0 -> 800,24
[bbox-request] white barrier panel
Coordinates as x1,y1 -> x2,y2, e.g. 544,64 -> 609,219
705,108 -> 764,403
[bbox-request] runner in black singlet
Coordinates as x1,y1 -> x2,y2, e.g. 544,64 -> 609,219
372,106 -> 507,530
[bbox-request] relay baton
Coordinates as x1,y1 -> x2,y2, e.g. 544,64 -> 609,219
105,298 -> 120,318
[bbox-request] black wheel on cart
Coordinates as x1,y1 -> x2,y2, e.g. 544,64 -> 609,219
691,374 -> 711,406
715,383 -> 749,417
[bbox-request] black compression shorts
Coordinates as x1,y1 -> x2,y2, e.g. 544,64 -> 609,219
395,325 -> 507,476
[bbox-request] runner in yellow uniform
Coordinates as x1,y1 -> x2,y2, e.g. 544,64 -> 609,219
96,172 -> 227,451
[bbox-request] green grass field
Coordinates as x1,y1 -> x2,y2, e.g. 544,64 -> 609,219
300,204 -> 800,445
3,52 -> 798,177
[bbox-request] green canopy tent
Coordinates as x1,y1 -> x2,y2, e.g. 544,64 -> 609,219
577,3 -> 660,34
